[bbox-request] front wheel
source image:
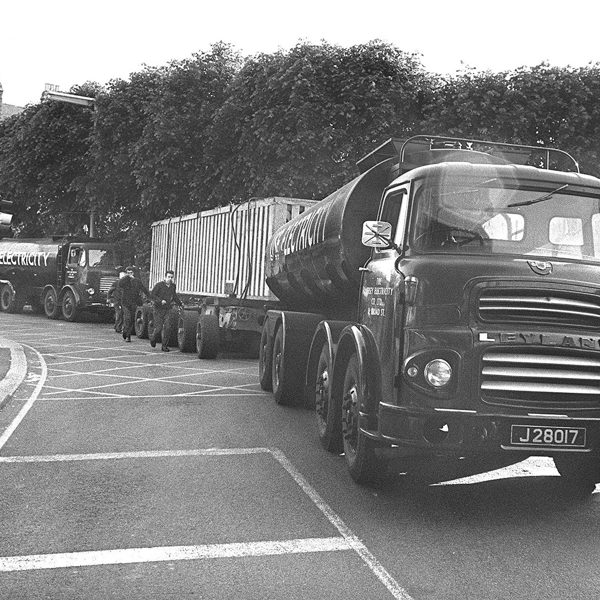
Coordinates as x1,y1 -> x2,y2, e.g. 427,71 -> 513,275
554,454 -> 600,496
61,289 -> 79,322
43,288 -> 60,319
340,352 -> 382,484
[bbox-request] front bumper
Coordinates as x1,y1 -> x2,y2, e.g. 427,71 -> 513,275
376,402 -> 600,457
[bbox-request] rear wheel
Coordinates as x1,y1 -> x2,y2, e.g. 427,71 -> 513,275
178,310 -> 198,352
0,284 -> 24,313
340,352 -> 382,484
258,323 -> 273,391
135,306 -> 149,338
43,288 -> 60,319
271,325 -> 303,406
314,342 -> 342,453
61,289 -> 78,322
554,454 -> 600,496
196,314 -> 219,359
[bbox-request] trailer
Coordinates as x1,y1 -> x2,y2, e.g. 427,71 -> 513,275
137,197 -> 315,355
0,236 -> 132,321
258,135 -> 600,495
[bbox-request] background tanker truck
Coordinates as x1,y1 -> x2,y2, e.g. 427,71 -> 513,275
139,197 -> 315,356
258,134 -> 600,494
0,236 -> 132,321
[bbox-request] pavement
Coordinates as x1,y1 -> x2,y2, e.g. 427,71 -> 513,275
0,337 -> 27,410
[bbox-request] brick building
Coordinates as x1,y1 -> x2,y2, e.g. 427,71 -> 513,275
0,82 -> 24,120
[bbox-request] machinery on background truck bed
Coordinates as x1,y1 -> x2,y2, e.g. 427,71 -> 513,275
0,236 -> 132,321
137,197 -> 315,355
258,134 -> 600,494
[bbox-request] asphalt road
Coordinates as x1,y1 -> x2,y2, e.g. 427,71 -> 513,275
1,311 -> 599,600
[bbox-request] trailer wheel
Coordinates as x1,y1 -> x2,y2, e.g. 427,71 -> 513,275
196,314 -> 219,359
271,325 -> 304,406
258,323 -> 273,391
61,289 -> 79,322
135,306 -> 149,338
340,352 -> 382,484
314,343 -> 343,453
554,454 -> 600,496
0,284 -> 24,313
178,311 -> 198,352
43,288 -> 60,319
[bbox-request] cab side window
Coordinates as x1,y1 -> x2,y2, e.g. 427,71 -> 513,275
375,188 -> 407,253
68,247 -> 82,266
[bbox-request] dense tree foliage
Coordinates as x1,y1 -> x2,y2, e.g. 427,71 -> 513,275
1,41 -> 600,267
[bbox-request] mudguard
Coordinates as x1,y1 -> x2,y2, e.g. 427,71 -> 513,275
333,324 -> 383,432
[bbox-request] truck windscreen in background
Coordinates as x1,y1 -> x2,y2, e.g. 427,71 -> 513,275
410,175 -> 600,263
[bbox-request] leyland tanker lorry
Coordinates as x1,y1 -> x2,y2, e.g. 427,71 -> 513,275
0,236 -> 132,321
258,134 -> 600,494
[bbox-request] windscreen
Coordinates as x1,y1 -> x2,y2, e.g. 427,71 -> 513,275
410,175 -> 600,263
86,248 -> 131,269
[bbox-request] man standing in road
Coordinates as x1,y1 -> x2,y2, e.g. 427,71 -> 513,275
116,266 -> 150,342
149,269 -> 183,352
107,266 -> 127,333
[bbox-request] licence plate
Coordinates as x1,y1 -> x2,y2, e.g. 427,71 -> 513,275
510,425 -> 586,448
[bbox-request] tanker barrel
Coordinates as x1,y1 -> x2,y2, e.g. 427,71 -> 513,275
0,239 -> 61,285
265,158 -> 394,309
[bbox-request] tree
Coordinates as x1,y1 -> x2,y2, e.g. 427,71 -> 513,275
208,41 -> 432,203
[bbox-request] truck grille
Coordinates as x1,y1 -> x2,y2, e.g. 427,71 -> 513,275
100,277 -> 117,292
481,347 -> 600,409
478,289 -> 600,329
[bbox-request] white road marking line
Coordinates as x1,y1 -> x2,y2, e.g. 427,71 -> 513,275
0,447 -> 272,463
0,447 -> 413,599
34,393 -> 265,400
270,448 -> 414,600
0,537 -> 352,572
0,344 -> 47,451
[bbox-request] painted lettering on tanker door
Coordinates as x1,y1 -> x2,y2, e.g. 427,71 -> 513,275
364,282 -> 392,318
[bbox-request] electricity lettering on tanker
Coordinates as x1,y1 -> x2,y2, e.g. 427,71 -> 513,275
269,204 -> 329,261
0,250 -> 52,267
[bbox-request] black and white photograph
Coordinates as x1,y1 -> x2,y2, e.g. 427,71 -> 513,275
1,1 -> 600,598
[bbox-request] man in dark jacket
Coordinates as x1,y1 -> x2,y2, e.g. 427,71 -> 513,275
116,266 -> 150,342
107,266 -> 126,333
149,269 -> 183,352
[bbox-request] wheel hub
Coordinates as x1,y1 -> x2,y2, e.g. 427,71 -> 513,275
342,386 -> 358,447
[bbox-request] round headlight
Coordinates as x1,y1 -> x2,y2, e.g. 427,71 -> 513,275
424,359 -> 452,388
86,288 -> 95,295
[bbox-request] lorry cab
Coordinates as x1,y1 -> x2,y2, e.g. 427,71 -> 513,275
355,138 -> 600,490
59,241 -> 133,321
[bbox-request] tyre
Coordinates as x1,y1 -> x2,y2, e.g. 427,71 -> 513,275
0,284 -> 24,313
340,352 -> 382,484
178,310 -> 198,352
135,306 -> 149,338
258,323 -> 273,391
314,342 -> 343,453
61,289 -> 79,322
196,314 -> 219,359
43,288 -> 60,319
553,454 -> 600,496
271,325 -> 304,406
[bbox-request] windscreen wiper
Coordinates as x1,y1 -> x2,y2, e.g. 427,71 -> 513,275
508,184 -> 569,208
